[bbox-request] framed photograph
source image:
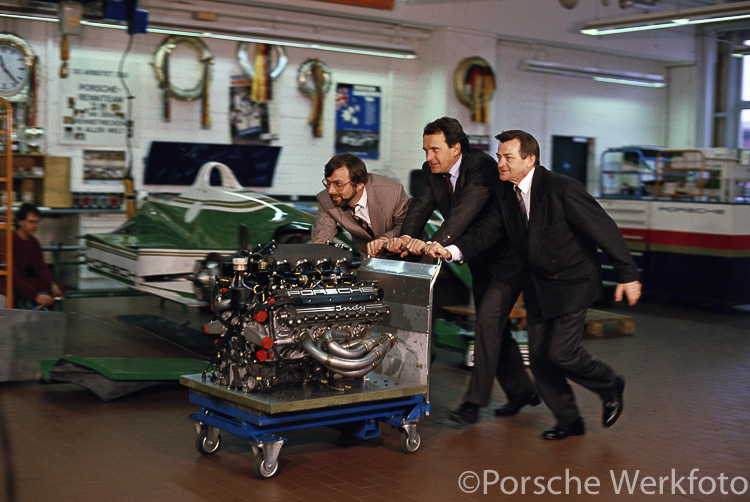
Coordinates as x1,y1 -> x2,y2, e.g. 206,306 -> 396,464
83,149 -> 127,183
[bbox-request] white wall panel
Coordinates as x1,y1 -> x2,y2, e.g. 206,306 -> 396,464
0,3 -> 706,201
495,41 -> 669,194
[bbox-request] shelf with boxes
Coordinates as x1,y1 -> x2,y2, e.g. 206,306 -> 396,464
654,149 -> 750,202
600,147 -> 750,203
13,154 -> 72,208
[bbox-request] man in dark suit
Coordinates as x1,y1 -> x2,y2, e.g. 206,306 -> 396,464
372,116 -> 497,260
312,152 -> 409,258
427,130 -> 641,439
450,237 -> 539,425
370,117 -> 537,425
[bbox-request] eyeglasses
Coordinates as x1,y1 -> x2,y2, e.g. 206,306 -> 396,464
322,179 -> 354,191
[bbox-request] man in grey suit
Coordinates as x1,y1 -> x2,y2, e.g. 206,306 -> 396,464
312,152 -> 409,257
427,130 -> 641,440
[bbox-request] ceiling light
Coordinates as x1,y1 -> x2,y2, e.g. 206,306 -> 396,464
145,23 -> 417,59
732,44 -> 750,58
520,60 -> 666,88
582,1 -> 750,36
0,11 -> 417,59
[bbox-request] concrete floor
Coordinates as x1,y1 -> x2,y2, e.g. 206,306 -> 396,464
2,294 -> 750,501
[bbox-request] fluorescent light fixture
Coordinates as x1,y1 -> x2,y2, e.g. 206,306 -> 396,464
148,25 -> 416,59
0,12 -> 58,23
0,11 -> 417,59
582,1 -> 750,36
732,44 -> 750,58
520,60 -> 666,88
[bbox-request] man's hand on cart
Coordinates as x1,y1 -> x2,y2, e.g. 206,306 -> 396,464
425,241 -> 451,261
385,235 -> 411,257
367,236 -> 390,257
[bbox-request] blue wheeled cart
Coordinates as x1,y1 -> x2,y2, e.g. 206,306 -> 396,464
181,373 -> 428,478
181,257 -> 441,479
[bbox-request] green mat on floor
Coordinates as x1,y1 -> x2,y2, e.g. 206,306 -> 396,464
39,355 -> 209,401
117,314 -> 216,359
40,355 -> 208,381
433,317 -> 473,351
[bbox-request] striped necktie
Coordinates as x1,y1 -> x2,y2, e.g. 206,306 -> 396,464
514,185 -> 528,229
347,205 -> 373,237
443,173 -> 453,200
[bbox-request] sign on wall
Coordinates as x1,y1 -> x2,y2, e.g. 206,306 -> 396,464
60,58 -> 130,147
83,149 -> 127,184
229,75 -> 271,144
335,83 -> 381,160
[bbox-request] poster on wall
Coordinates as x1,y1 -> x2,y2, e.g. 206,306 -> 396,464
230,75 -> 271,144
59,58 -> 130,147
335,83 -> 380,160
83,149 -> 127,184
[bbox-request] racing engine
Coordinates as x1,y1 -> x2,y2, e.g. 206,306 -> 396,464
202,242 -> 394,392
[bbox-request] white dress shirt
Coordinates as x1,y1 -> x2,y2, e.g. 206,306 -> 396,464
350,186 -> 372,226
444,168 -> 535,263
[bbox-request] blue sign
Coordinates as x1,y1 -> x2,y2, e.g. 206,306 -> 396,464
335,83 -> 381,160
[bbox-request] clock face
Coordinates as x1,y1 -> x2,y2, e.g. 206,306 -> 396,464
0,43 -> 29,97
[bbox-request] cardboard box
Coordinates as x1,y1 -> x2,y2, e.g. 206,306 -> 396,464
0,308 -> 66,382
42,156 -> 72,208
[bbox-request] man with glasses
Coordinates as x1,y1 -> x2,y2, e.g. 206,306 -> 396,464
12,203 -> 63,309
312,152 -> 409,258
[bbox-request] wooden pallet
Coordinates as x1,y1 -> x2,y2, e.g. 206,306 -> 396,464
441,293 -> 527,328
584,309 -> 635,337
440,302 -> 632,338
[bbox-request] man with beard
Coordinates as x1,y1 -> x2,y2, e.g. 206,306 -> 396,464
312,152 -> 409,257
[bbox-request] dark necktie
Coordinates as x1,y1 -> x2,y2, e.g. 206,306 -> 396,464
443,173 -> 453,200
514,185 -> 528,229
347,205 -> 374,237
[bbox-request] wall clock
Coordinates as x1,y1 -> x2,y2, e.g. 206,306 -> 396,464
0,33 -> 35,101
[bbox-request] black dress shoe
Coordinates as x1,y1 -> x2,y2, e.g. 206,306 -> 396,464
602,374 -> 625,428
542,419 -> 585,440
495,393 -> 541,416
448,402 -> 479,425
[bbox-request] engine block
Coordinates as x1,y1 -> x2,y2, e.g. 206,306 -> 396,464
203,242 -> 394,392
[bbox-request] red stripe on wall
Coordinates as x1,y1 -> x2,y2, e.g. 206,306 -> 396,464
619,228 -> 750,251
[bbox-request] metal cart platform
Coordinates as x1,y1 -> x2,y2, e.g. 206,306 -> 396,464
181,256 -> 441,478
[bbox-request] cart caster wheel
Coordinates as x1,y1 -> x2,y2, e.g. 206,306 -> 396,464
196,428 -> 221,454
254,455 -> 279,479
399,429 -> 421,453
